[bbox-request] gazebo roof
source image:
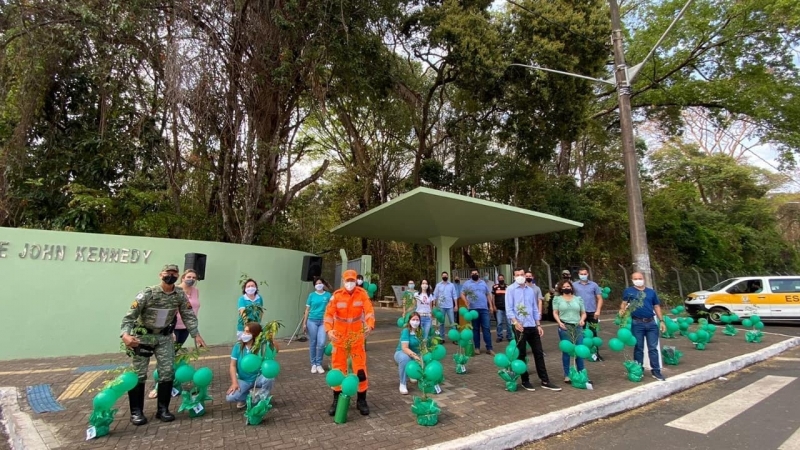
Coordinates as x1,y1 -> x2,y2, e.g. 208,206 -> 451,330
330,187 -> 582,247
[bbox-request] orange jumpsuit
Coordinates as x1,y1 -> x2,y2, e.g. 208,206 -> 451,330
324,286 -> 375,393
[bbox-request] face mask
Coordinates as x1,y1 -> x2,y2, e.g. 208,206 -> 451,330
579,275 -> 588,281
184,279 -> 196,287
241,334 -> 252,343
162,275 -> 178,285
454,280 -> 460,284
409,320 -> 420,328
315,284 -> 324,291
245,287 -> 257,295
498,279 -> 505,285
526,277 -> 533,283
562,289 -> 573,295
408,284 -> 415,289
515,276 -> 525,285
421,284 -> 428,290
471,274 -> 480,281
442,276 -> 448,282
633,279 -> 645,287
357,280 -> 363,285
345,281 -> 356,291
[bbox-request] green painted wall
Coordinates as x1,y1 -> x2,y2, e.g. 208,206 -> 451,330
0,227 -> 313,360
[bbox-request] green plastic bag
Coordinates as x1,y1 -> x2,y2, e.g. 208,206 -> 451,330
411,397 -> 441,427
723,324 -> 738,336
569,367 -> 589,389
623,360 -> 643,382
745,330 -> 763,343
87,408 -> 116,438
661,346 -> 683,365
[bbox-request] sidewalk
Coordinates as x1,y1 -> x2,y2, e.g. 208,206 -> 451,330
0,308 -> 797,450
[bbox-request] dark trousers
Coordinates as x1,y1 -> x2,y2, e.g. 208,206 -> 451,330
174,329 -> 190,346
585,312 -> 601,356
514,327 -> 549,384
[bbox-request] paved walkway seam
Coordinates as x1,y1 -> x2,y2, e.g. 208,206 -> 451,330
418,337 -> 800,450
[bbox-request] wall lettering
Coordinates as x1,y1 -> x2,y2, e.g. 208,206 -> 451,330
6,242 -> 152,264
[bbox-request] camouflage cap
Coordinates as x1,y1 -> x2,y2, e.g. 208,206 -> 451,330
162,264 -> 180,272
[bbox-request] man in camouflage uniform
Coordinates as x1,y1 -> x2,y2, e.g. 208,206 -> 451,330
121,264 -> 206,425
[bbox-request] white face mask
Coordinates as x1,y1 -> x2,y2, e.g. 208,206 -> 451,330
515,276 -> 525,285
344,281 -> 356,291
241,334 -> 252,343
357,280 -> 363,285
579,275 -> 588,281
409,320 -> 420,328
421,284 -> 428,290
245,287 -> 257,296
315,284 -> 324,291
408,284 -> 415,290
633,279 -> 645,287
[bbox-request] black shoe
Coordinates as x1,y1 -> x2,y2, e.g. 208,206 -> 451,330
356,391 -> 370,416
521,381 -> 536,391
496,337 -> 503,343
155,380 -> 175,422
328,391 -> 341,416
128,382 -> 148,426
541,381 -> 562,391
596,355 -> 605,362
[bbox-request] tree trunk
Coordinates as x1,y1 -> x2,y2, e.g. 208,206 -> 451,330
557,140 -> 572,176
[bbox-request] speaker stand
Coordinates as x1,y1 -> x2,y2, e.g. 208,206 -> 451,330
285,318 -> 307,345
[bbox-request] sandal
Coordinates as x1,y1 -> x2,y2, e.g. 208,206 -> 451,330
148,388 -> 158,399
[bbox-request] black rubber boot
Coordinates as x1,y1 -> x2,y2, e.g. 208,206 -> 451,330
327,390 -> 341,416
155,380 -> 176,422
356,391 -> 370,416
128,382 -> 148,426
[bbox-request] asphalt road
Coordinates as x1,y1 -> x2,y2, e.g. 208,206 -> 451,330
523,329 -> 800,450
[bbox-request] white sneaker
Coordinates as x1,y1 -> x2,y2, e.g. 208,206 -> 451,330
316,365 -> 325,374
409,378 -> 417,384
399,383 -> 408,395
311,365 -> 318,373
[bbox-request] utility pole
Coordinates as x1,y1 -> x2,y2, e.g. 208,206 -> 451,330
608,0 -> 652,287
510,0 -> 694,288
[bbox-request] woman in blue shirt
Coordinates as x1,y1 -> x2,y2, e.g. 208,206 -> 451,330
237,279 -> 263,339
226,322 -> 275,409
393,312 -> 423,395
303,279 -> 333,374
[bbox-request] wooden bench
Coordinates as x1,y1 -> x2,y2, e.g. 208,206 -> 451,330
379,296 -> 396,308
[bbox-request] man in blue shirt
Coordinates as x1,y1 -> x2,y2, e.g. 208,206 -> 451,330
459,269 -> 495,355
507,268 -> 561,392
620,272 -> 667,381
433,271 -> 457,342
573,268 -> 604,361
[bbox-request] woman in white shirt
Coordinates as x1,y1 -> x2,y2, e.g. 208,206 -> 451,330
414,280 -> 435,341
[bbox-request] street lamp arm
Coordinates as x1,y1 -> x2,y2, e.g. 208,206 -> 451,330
510,63 -> 616,86
628,0 -> 695,83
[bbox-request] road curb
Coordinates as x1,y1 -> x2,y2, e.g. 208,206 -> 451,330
0,387 -> 48,450
418,336 -> 800,450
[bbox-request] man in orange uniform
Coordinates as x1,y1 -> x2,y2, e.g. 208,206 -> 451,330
324,269 -> 376,416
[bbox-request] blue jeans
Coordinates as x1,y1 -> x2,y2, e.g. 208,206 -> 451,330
307,319 -> 326,366
495,310 -> 513,340
471,309 -> 492,351
226,376 -> 274,403
420,315 -> 432,341
557,325 -> 585,377
394,351 -> 411,384
439,307 -> 455,339
632,320 -> 661,372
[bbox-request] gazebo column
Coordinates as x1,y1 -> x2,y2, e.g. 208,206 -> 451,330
428,236 -> 458,278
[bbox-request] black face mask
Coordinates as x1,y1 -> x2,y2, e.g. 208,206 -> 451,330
562,289 -> 573,295
442,277 -> 448,282
498,280 -> 505,285
526,277 -> 533,283
454,280 -> 460,284
471,274 -> 480,281
162,275 -> 178,285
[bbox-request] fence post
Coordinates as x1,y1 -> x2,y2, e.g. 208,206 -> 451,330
672,267 -> 684,298
618,264 -> 628,286
541,259 -> 553,290
692,267 -> 703,291
582,261 -> 593,280
710,269 -> 720,284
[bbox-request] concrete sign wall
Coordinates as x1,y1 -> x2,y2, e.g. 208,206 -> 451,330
0,227 -> 313,360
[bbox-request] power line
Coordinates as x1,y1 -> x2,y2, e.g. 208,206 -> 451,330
745,148 -> 800,191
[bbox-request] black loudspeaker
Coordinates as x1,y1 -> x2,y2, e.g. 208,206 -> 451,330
301,255 -> 322,282
184,253 -> 207,280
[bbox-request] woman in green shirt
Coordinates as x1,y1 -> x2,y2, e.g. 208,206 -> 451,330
393,312 -> 423,395
303,280 -> 333,374
553,280 -> 587,383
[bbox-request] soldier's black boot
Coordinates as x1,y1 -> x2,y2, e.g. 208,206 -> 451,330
128,382 -> 148,426
155,380 -> 176,422
356,391 -> 370,416
327,390 -> 340,416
